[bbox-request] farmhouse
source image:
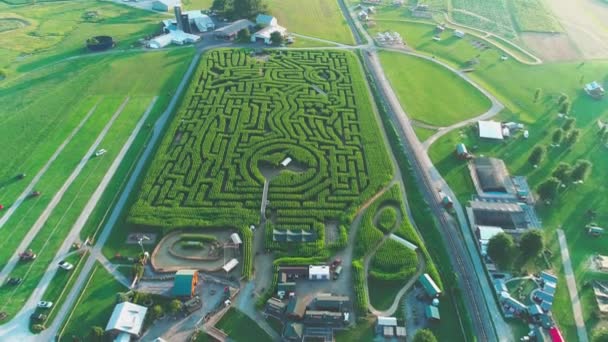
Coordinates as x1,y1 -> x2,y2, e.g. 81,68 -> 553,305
152,0 -> 180,12
105,302 -> 148,340
419,273 -> 441,298
214,19 -> 254,40
478,120 -> 503,140
173,269 -> 198,298
584,81 -> 605,99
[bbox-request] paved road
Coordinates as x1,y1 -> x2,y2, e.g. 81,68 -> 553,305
557,229 -> 589,342
0,97 -> 130,285
43,52 -> 201,341
0,100 -> 101,229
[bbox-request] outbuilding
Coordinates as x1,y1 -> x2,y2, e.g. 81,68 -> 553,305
456,143 -> 470,159
251,24 -> 287,45
419,273 -> 441,298
173,269 -> 198,298
425,305 -> 440,320
152,0 -> 180,12
478,120 -> 504,140
222,258 -> 239,273
230,233 -> 242,245
309,265 -> 330,280
214,19 -> 254,40
105,302 -> 148,339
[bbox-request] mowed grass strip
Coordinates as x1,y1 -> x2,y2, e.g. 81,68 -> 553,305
216,308 -> 272,342
378,50 -> 491,126
59,263 -> 126,341
266,0 -> 355,45
0,97 -> 152,319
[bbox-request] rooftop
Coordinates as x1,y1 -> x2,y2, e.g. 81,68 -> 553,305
105,302 -> 148,336
478,120 -> 503,140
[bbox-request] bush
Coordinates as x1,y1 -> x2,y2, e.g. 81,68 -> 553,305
352,260 -> 368,315
152,305 -> 164,319
169,299 -> 183,315
181,241 -> 205,249
180,234 -> 217,242
31,324 -> 45,333
377,207 -> 398,232
487,233 -> 515,269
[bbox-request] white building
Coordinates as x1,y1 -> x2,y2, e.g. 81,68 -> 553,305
280,157 -> 292,167
308,265 -> 330,280
152,0 -> 180,12
256,14 -> 277,27
377,316 -> 397,327
230,233 -> 242,245
185,11 -> 215,32
251,24 -> 287,44
478,120 -> 504,140
477,225 -> 504,256
223,258 -> 239,272
149,30 -> 200,49
105,302 -> 148,340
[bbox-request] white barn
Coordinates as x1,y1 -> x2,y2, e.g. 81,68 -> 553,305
308,265 -> 330,280
105,302 -> 148,339
478,120 -> 504,140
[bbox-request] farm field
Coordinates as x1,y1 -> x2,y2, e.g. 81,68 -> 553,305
58,263 -> 126,341
509,0 -> 561,33
377,50 -> 492,127
266,0 -> 355,45
129,49 -> 394,234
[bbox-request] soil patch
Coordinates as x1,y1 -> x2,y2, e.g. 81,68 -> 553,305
521,32 -> 580,61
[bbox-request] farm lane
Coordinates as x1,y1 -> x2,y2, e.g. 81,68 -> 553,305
37,52 -> 202,341
557,229 -> 589,342
0,97 -> 130,286
0,100 -> 101,229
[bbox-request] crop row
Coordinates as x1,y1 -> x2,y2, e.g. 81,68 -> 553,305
370,239 -> 418,280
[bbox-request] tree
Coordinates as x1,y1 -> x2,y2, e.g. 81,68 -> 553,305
551,129 -> 563,146
533,88 -> 542,103
552,162 -> 571,183
270,31 -> 284,46
559,101 -> 570,115
487,233 -> 515,269
565,129 -> 580,146
31,324 -> 45,333
90,326 -> 104,342
132,263 -> 144,279
152,304 -> 164,319
537,177 -> 560,201
519,229 -> 543,259
557,93 -> 568,105
237,28 -> 250,42
528,146 -> 545,167
563,117 -> 576,131
169,299 -> 183,315
594,328 -> 608,342
571,160 -> 592,182
413,329 -> 438,342
231,0 -> 264,18
211,0 -> 226,11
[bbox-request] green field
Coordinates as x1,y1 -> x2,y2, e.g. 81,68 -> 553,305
59,263 -> 127,341
510,0 -> 562,33
368,276 -> 404,311
369,238 -> 418,280
266,0 -> 355,45
216,308 -> 272,342
129,49 -> 393,236
378,50 -> 492,127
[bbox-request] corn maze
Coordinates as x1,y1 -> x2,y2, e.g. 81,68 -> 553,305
130,49 -> 393,232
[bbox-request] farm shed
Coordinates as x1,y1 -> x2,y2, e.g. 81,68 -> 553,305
396,326 -> 406,337
540,271 -> 558,285
470,200 -> 527,230
454,30 -> 465,38
149,30 -> 200,49
309,265 -> 330,280
280,157 -> 292,167
377,316 -> 397,326
284,322 -> 304,341
230,233 -> 242,244
173,269 -> 198,298
528,304 -> 543,316
383,326 -> 395,337
152,0 -> 180,12
187,12 -> 215,32
265,297 -> 286,316
588,226 -> 605,236
105,302 -> 148,338
455,143 -> 469,159
419,273 -> 441,298
314,294 -> 350,311
222,258 -> 239,272
501,292 -> 527,313
476,225 -> 504,256
473,157 -> 510,193
478,120 -> 504,140
214,19 -> 254,40
251,24 -> 287,45
256,14 -> 277,27
286,297 -> 308,319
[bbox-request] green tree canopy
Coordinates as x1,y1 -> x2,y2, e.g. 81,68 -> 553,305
552,129 -> 563,145
537,177 -> 560,201
169,299 -> 183,315
487,232 -> 515,269
237,28 -> 251,42
593,328 -> 608,342
528,146 -> 545,166
552,162 -> 571,184
571,160 -> 592,182
519,229 -> 543,259
413,329 -> 438,342
270,31 -> 284,45
152,304 -> 164,319
563,117 -> 576,131
565,129 -> 580,146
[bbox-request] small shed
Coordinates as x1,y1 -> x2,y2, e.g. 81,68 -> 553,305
383,326 -> 395,337
584,81 -> 605,99
230,233 -> 242,244
528,304 -> 543,316
173,269 -> 198,298
222,258 -> 239,273
280,157 -> 292,167
309,265 -> 330,280
396,326 -> 407,337
425,305 -> 440,320
588,226 -> 604,237
540,271 -> 558,285
419,273 -> 441,298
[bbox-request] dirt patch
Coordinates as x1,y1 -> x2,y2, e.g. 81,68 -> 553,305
544,0 -> 608,59
520,32 -> 581,61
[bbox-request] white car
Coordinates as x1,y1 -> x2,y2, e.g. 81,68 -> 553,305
58,261 -> 74,271
95,149 -> 107,157
37,301 -> 53,309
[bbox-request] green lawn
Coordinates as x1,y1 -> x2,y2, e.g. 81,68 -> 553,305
413,125 -> 438,142
335,317 -> 376,342
59,263 -> 127,341
378,50 -> 492,126
216,308 -> 272,342
367,276 -> 404,311
266,0 -> 355,45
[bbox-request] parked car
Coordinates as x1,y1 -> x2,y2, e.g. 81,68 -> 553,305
17,173 -> 26,180
30,313 -> 47,322
333,265 -> 343,280
95,149 -> 107,157
19,249 -> 37,261
6,278 -> 22,286
37,301 -> 53,309
58,261 -> 74,271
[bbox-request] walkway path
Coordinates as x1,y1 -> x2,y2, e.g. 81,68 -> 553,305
0,97 -> 130,285
557,229 -> 589,342
0,100 -> 101,229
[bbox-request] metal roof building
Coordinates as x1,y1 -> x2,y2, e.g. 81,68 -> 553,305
419,273 -> 441,298
105,302 -> 148,338
309,265 -> 330,280
214,19 -> 254,40
473,157 -> 511,193
173,269 -> 198,298
478,120 -> 504,140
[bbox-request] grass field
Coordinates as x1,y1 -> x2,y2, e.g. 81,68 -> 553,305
378,50 -> 492,126
413,126 -> 437,142
368,276 -> 404,311
452,0 -> 517,38
216,308 -> 272,342
510,0 -> 562,33
59,263 -> 127,341
266,0 -> 355,45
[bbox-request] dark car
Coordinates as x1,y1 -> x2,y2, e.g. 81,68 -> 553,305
19,249 -> 37,261
30,191 -> 41,197
30,313 -> 47,322
6,277 -> 22,286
